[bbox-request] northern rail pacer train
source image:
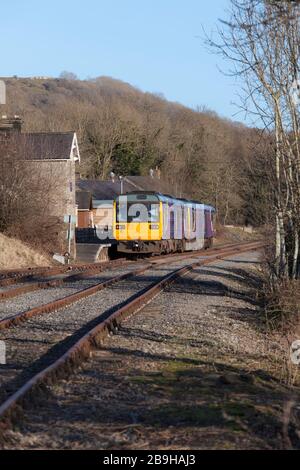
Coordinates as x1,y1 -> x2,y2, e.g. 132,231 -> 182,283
113,191 -> 215,255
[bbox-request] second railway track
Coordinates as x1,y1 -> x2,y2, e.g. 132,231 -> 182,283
0,241 -> 263,436
0,239 -> 260,299
0,241 -> 262,326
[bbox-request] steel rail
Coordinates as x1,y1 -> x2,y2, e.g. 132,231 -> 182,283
0,258 -> 135,287
0,243 -> 263,433
0,239 -> 262,298
0,262 -> 134,300
0,241 -> 263,326
0,265 -> 149,330
0,239 -> 261,286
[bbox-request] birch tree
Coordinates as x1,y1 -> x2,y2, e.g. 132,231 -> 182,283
208,0 -> 300,279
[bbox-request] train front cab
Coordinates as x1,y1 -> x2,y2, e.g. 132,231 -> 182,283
113,192 -> 216,255
113,193 -> 163,254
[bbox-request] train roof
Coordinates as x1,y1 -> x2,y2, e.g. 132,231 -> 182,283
121,191 -> 215,211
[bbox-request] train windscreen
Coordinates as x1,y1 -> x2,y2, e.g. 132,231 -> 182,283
116,201 -> 160,223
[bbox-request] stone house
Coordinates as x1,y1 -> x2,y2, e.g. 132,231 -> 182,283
0,116 -> 80,256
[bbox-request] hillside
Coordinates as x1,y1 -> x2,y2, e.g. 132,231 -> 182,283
0,233 -> 50,269
1,76 -> 267,225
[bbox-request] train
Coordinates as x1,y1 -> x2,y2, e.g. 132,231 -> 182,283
113,191 -> 215,255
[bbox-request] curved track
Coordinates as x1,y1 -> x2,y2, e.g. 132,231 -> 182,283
0,240 -> 260,296
0,240 -> 263,436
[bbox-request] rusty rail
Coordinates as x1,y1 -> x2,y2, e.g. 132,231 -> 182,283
0,258 -> 132,287
0,265 -> 150,330
0,242 -> 263,433
0,240 -> 262,306
0,263 -> 132,300
0,239 -> 262,297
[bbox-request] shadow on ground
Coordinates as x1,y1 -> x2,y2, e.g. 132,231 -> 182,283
14,340 -> 299,450
4,256 -> 300,450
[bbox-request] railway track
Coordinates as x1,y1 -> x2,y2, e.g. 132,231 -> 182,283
0,240 -> 263,437
0,258 -> 132,288
0,242 -> 253,325
0,239 -> 260,283
0,239 -> 260,299
0,259 -> 137,300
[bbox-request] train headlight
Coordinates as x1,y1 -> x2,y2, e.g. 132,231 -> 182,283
149,224 -> 159,230
116,224 -> 125,230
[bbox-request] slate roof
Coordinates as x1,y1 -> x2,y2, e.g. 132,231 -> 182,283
0,131 -> 79,161
76,176 -> 172,205
21,133 -> 76,160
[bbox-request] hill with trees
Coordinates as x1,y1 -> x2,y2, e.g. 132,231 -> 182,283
1,76 -> 268,225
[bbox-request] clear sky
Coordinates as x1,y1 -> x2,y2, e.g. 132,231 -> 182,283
1,0 -> 242,121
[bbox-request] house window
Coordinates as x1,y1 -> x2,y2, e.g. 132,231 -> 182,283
70,182 -> 73,192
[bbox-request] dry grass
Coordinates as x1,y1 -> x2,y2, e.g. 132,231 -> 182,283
0,232 -> 51,269
264,279 -> 300,330
257,245 -> 300,445
260,264 -> 300,387
215,224 -> 259,245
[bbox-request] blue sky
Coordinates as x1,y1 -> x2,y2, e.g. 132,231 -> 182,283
1,0 -> 242,122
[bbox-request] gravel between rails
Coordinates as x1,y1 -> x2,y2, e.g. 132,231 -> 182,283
0,263 -> 148,320
0,254 -> 204,407
0,252 -> 211,321
2,250 -> 293,451
0,283 -> 35,294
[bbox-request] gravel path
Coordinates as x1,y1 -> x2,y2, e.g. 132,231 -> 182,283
3,250 -> 297,450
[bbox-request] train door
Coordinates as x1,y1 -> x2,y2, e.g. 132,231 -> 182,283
204,210 -> 213,238
169,204 -> 175,239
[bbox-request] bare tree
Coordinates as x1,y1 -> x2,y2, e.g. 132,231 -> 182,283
83,101 -> 125,179
0,133 -> 68,252
59,71 -> 78,81
207,0 -> 300,279
3,75 -> 266,227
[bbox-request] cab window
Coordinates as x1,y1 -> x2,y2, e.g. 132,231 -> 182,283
117,202 -> 160,223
